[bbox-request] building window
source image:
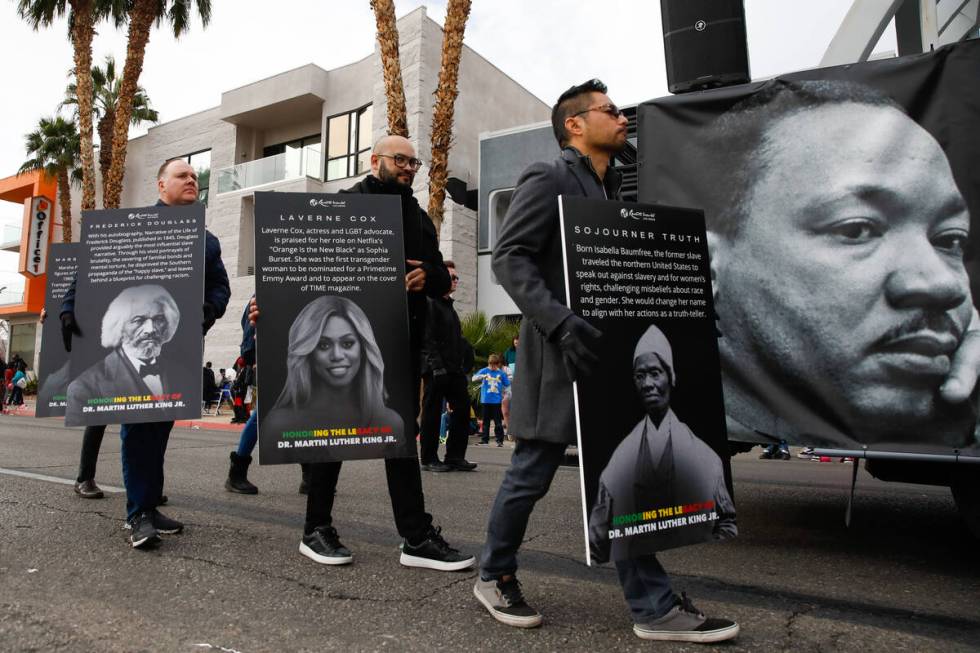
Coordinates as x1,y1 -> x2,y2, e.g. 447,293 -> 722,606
326,104 -> 373,181
177,149 -> 211,206
486,188 -> 514,284
263,134 -> 322,180
488,188 -> 514,249
10,322 -> 36,370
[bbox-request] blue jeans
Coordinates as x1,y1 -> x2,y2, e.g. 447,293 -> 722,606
120,421 -> 173,521
480,438 -> 675,622
236,411 -> 258,457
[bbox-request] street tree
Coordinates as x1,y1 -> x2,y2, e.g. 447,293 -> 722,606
62,55 -> 159,202
427,0 -> 471,234
102,0 -> 211,209
16,0 -> 100,212
370,0 -> 409,137
19,116 -> 82,243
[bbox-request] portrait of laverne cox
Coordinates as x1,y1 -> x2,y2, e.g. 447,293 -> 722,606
263,295 -> 405,437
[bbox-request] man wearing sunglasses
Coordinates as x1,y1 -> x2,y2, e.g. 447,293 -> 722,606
473,79 -> 739,643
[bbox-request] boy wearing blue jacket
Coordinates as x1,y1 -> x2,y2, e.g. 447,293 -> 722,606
473,354 -> 511,446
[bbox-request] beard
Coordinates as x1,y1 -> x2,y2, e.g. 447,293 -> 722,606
124,336 -> 163,361
377,160 -> 413,193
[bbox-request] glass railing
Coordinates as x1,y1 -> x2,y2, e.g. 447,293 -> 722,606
214,145 -> 322,194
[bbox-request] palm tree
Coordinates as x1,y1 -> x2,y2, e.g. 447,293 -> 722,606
370,0 -> 409,137
102,0 -> 211,209
19,116 -> 82,243
427,0 -> 471,234
17,0 -> 100,211
62,55 -> 159,201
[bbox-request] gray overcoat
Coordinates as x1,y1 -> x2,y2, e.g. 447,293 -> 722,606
491,147 -> 622,444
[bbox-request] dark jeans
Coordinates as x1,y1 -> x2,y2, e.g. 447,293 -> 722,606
420,372 -> 471,463
236,411 -> 258,457
480,438 -> 675,622
120,421 -> 173,521
304,456 -> 433,543
77,424 -> 107,482
481,403 -> 505,443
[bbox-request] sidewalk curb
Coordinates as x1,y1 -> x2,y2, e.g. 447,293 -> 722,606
16,404 -> 242,433
175,420 -> 244,432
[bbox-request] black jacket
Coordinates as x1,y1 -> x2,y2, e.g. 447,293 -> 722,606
421,295 -> 465,375
341,175 -> 450,356
492,147 -> 622,444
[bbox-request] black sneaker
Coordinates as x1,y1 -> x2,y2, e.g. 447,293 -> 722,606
421,460 -> 452,473
633,593 -> 739,643
473,576 -> 542,628
152,509 -> 184,534
128,512 -> 161,549
299,526 -> 353,565
400,526 -> 475,571
444,458 -> 477,471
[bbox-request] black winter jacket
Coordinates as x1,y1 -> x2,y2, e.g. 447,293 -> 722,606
421,295 -> 465,375
341,175 -> 450,357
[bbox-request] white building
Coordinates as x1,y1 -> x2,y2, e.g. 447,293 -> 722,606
67,6 -> 549,368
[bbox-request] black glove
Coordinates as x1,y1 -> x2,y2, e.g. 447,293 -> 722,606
60,312 -> 81,353
555,314 -> 602,382
202,302 -> 217,335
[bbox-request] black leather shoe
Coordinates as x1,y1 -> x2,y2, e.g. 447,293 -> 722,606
422,461 -> 452,473
444,458 -> 477,471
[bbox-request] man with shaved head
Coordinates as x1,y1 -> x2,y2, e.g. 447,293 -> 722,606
271,133 -> 473,570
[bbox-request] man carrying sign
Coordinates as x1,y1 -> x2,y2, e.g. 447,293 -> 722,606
250,135 -> 473,571
473,79 -> 739,643
60,158 -> 230,548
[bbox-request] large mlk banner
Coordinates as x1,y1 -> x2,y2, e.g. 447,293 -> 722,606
638,39 -> 980,458
560,196 -> 736,563
64,206 -> 204,426
254,192 -> 415,465
35,243 -> 80,417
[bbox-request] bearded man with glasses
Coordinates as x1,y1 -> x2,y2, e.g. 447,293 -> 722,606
258,134 -> 474,571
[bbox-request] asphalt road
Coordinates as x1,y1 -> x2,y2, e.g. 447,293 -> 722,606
1,416 -> 978,652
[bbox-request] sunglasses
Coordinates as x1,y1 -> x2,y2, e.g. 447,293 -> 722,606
377,153 -> 424,171
573,103 -> 624,118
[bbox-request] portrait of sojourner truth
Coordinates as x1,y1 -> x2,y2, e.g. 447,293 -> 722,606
263,295 -> 405,439
588,325 -> 737,563
66,285 -> 180,422
695,79 -> 979,450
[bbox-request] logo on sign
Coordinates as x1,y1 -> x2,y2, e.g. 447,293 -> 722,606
127,212 -> 158,220
309,198 -> 347,208
620,208 -> 656,221
695,19 -> 707,31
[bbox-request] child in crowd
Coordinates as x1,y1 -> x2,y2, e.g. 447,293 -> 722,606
472,354 -> 510,446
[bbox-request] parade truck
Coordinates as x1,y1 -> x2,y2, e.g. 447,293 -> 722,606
476,41 -> 980,538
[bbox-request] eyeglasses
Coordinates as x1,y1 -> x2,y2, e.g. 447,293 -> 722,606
450,275 -> 459,281
377,153 -> 424,171
573,103 -> 625,119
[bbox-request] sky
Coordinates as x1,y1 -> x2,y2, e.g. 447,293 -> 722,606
0,0 -> 897,292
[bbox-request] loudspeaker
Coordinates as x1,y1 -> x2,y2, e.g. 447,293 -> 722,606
661,0 -> 750,94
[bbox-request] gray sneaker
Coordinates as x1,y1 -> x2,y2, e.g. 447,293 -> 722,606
633,593 -> 739,643
473,576 -> 542,628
